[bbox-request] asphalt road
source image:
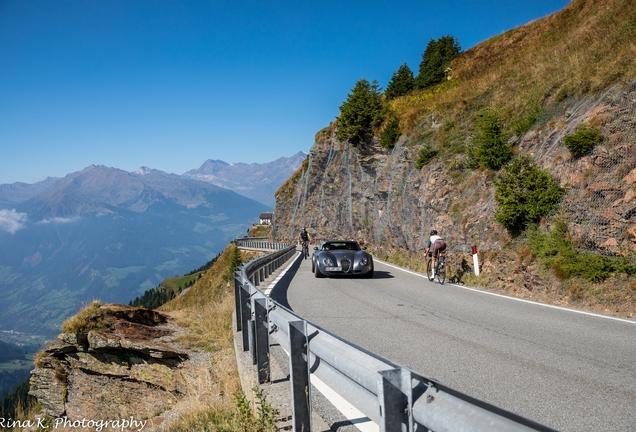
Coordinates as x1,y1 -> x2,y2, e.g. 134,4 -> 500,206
272,252 -> 636,432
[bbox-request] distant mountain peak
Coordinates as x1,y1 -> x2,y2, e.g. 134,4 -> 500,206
182,152 -> 307,207
135,167 -> 152,175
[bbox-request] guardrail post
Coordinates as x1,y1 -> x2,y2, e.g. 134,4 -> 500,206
254,298 -> 270,383
378,368 -> 412,432
289,320 -> 311,432
240,283 -> 251,352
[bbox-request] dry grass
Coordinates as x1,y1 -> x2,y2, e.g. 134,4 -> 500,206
248,225 -> 271,238
275,157 -> 308,200
60,300 -> 112,334
160,246 -> 238,353
390,0 -> 636,139
156,246 -> 275,431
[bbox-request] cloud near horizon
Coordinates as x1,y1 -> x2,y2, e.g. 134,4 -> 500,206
0,209 -> 27,234
37,216 -> 80,225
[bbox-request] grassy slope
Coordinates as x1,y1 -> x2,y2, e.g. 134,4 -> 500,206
394,0 -> 636,134
156,245 -> 270,431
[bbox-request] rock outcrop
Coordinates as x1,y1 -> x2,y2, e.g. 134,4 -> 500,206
29,304 -> 214,430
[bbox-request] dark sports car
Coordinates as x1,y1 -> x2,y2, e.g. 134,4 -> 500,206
311,240 -> 374,278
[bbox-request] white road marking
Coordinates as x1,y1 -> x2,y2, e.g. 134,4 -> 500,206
376,258 -> 636,325
262,251 -> 302,295
310,375 -> 379,432
278,341 -> 379,432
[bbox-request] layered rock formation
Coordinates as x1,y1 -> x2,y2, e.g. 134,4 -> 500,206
29,304 -> 215,430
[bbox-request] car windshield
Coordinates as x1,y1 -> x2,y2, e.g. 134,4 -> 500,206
323,242 -> 360,251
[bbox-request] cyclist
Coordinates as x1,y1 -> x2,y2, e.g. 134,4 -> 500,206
424,229 -> 446,278
298,227 -> 312,258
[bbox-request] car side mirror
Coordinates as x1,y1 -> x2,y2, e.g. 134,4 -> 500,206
313,247 -> 318,251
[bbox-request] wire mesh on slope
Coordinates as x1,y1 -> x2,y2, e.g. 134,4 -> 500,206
537,80 -> 636,258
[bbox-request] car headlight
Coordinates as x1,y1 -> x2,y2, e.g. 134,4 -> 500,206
360,257 -> 368,266
323,257 -> 334,266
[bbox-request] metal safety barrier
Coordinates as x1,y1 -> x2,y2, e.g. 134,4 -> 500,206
235,236 -> 288,252
234,246 -> 558,432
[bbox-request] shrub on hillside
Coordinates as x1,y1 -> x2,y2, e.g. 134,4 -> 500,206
385,63 -> 414,101
380,117 -> 401,149
468,108 -> 512,170
494,156 -> 564,235
414,144 -> 438,169
562,124 -> 603,156
528,220 -> 636,282
336,78 -> 384,145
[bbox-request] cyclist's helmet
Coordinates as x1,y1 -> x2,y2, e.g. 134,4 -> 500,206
430,229 -> 438,235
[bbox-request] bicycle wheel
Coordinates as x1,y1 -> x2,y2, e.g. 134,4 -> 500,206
437,257 -> 446,285
426,259 -> 434,281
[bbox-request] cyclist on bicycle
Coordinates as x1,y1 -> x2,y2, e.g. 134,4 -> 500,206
424,229 -> 446,278
298,227 -> 312,257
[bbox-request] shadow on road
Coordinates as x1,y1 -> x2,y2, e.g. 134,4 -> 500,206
370,270 -> 394,279
268,254 -> 302,310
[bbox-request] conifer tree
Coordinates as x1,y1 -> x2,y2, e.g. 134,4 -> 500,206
380,116 -> 401,149
468,108 -> 512,170
415,35 -> 461,89
385,63 -> 414,101
494,155 -> 564,235
336,78 -> 384,145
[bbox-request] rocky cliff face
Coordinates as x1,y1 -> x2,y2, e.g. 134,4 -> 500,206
273,81 -> 636,311
29,304 -> 216,430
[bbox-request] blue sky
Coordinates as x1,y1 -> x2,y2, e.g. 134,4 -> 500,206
0,0 -> 570,185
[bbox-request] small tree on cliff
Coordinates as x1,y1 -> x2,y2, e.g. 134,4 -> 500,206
385,63 -> 414,101
336,78 -> 384,145
494,155 -> 564,235
415,35 -> 461,89
467,108 -> 512,170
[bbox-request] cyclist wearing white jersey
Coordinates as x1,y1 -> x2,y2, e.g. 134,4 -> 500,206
424,229 -> 446,278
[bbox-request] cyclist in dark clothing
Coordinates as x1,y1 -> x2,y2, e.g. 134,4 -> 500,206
298,228 -> 312,258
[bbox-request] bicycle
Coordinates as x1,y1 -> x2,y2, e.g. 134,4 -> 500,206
427,252 -> 446,285
301,240 -> 309,259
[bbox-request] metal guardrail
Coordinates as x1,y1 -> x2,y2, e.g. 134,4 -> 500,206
234,245 -> 558,432
234,237 -> 287,252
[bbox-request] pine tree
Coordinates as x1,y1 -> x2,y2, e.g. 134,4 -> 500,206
468,108 -> 512,170
336,78 -> 384,145
415,35 -> 461,89
380,116 -> 401,149
494,156 -> 564,235
385,63 -> 414,101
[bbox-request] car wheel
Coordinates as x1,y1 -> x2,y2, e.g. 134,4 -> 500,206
311,260 -> 315,273
314,267 -> 324,278
363,268 -> 374,279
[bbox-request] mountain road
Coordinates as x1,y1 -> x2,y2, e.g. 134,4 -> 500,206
270,252 -> 636,432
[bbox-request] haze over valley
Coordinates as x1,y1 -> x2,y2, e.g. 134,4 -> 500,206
0,153 -> 303,340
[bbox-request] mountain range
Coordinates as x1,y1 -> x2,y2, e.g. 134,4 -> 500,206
183,151 -> 306,207
0,153 -> 305,339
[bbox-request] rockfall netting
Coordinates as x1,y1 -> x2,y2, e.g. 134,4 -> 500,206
536,80 -> 636,258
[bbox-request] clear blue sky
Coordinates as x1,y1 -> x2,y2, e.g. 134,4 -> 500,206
0,0 -> 570,185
